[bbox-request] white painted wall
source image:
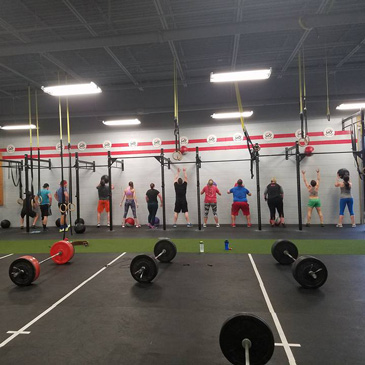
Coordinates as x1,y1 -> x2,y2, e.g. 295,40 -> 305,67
0,116 -> 361,226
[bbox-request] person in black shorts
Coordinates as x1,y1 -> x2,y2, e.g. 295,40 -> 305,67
173,168 -> 192,227
38,183 -> 53,231
145,183 -> 163,228
20,191 -> 39,229
264,177 -> 285,227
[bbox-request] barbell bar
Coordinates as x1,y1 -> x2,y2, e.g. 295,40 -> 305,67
130,238 -> 177,283
271,239 -> 328,289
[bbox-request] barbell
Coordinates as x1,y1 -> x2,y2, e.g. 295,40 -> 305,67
271,239 -> 328,289
130,238 -> 177,283
9,239 -> 89,286
220,313 -> 275,365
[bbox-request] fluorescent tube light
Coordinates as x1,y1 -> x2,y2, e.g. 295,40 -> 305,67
210,69 -> 272,82
211,111 -> 253,119
0,124 -> 37,130
102,119 -> 141,126
336,103 -> 365,110
42,82 -> 102,96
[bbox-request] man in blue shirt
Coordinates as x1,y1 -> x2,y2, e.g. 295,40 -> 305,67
227,179 -> 252,227
38,183 -> 52,231
54,180 -> 69,232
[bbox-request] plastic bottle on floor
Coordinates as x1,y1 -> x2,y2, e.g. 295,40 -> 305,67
199,240 -> 204,253
224,239 -> 230,250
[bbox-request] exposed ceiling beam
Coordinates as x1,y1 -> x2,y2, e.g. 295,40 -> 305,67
0,12 -> 363,57
277,0 -> 331,78
62,0 -> 143,91
231,0 -> 245,70
0,62 -> 41,88
336,36 -> 365,69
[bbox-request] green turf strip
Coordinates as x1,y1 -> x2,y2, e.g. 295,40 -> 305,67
0,239 -> 364,255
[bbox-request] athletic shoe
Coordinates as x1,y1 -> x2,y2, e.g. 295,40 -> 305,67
107,223 -> 110,227
321,224 -> 325,227
43,227 -> 48,232
305,223 -> 310,227
203,223 -> 207,228
352,224 -> 356,228
135,225 -> 141,228
187,223 -> 193,228
231,224 -> 236,228
281,223 -> 286,228
336,224 -> 343,228
247,224 -> 252,228
216,224 -> 220,228
59,228 -> 64,232
65,224 -> 70,232
173,224 -> 177,228
97,223 -> 100,228
20,226 -> 24,229
121,225 -> 125,228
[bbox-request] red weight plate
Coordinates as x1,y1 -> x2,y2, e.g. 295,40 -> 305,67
21,256 -> 41,281
50,241 -> 75,265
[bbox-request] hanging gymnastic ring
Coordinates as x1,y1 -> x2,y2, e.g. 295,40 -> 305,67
172,151 -> 183,161
298,136 -> 310,147
17,198 -> 24,205
59,203 -> 68,213
68,202 -> 76,212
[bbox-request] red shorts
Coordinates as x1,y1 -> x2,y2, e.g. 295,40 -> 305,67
97,200 -> 110,213
231,202 -> 250,216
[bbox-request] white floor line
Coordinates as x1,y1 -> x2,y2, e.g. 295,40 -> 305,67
248,254 -> 297,365
275,343 -> 301,348
0,254 -> 13,260
0,252 -> 126,348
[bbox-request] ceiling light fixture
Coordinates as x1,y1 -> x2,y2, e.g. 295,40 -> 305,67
0,124 -> 37,130
102,119 -> 141,126
42,82 -> 102,96
336,103 -> 365,110
211,111 -> 253,119
210,69 -> 272,83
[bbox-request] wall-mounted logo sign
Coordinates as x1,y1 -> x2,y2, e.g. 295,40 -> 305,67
207,135 -> 217,145
129,139 -> 138,148
263,131 -> 274,141
323,127 -> 335,138
77,141 -> 87,150
6,145 -> 15,154
55,142 -> 64,151
233,133 -> 243,142
152,138 -> 162,148
180,136 -> 189,146
103,140 -> 112,150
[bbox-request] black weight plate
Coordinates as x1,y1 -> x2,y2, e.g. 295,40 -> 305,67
75,217 -> 85,225
292,255 -> 328,289
220,313 -> 275,365
130,255 -> 158,283
271,239 -> 298,265
154,239 -> 177,263
9,258 -> 36,286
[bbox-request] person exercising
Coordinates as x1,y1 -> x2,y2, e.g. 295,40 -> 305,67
145,183 -> 163,228
96,178 -> 114,227
335,173 -> 356,227
120,181 -> 141,227
20,190 -> 39,229
227,179 -> 252,227
301,169 -> 324,227
54,180 -> 69,232
38,183 -> 52,231
173,168 -> 192,227
201,179 -> 221,227
264,177 -> 285,227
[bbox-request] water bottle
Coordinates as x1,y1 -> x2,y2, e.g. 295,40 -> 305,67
199,240 -> 204,253
224,239 -> 229,251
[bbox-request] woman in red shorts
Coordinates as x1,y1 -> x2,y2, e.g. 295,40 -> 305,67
227,179 -> 252,227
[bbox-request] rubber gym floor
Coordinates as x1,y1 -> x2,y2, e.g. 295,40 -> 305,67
0,224 -> 364,364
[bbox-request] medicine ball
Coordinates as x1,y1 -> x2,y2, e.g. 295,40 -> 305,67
337,168 -> 350,179
154,217 -> 160,226
180,146 -> 188,155
55,218 -> 61,227
1,219 -> 11,229
74,223 -> 86,234
125,217 -> 135,227
75,217 -> 85,225
304,146 -> 314,156
101,175 -> 110,184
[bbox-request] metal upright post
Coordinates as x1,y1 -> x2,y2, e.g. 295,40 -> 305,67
24,154 -> 30,233
196,147 -> 201,231
255,152 -> 262,230
108,151 -> 113,231
75,152 -> 81,223
361,109 -> 365,224
295,142 -> 303,230
37,148 -> 40,194
160,149 -> 167,231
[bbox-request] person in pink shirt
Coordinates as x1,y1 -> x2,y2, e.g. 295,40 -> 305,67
201,179 -> 221,227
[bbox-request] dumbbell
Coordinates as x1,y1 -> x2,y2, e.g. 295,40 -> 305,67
271,239 -> 328,289
220,313 -> 275,365
130,238 -> 177,283
9,239 -> 89,286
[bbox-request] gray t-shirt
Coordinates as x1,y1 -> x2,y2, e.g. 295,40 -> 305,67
340,185 -> 352,198
97,185 -> 109,200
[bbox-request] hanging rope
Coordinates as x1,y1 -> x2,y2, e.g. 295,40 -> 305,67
28,86 -> 34,196
325,54 -> 330,121
173,59 -> 180,153
302,48 -> 308,138
35,89 -> 41,195
66,95 -> 74,235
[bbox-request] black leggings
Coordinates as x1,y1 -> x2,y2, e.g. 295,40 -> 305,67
147,202 -> 158,225
268,197 -> 284,220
